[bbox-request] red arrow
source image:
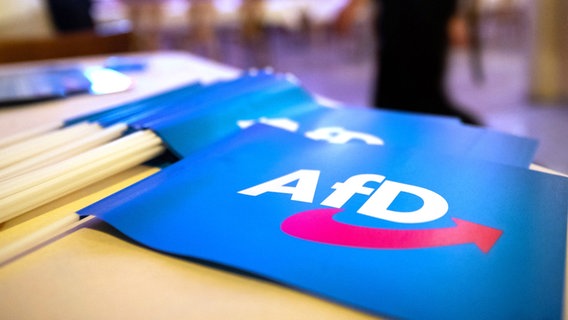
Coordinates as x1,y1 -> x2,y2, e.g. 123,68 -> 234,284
281,208 -> 503,253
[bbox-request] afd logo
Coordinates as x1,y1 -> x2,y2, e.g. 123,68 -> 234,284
238,170 -> 503,253
237,117 -> 385,146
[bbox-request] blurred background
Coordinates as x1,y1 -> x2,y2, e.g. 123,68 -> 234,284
0,0 -> 566,172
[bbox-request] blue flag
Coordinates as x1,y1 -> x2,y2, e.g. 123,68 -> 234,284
237,107 -> 538,167
149,81 -> 321,157
65,70 -> 286,128
64,81 -> 203,126
80,124 -> 568,320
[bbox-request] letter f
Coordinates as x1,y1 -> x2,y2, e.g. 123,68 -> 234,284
321,174 -> 386,208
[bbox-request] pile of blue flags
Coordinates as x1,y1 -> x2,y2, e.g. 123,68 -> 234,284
77,71 -> 568,319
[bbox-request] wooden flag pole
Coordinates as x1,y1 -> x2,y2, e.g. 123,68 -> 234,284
0,123 -> 129,180
0,122 -> 103,169
0,130 -> 165,224
0,121 -> 63,149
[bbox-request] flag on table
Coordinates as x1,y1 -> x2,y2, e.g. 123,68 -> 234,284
238,107 -> 538,167
80,124 -> 568,320
64,70 -> 536,167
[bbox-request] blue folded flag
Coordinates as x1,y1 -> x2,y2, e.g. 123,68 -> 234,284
66,71 -> 531,170
150,83 -> 322,157
237,107 -> 538,167
128,72 -> 297,130
80,124 -> 568,320
65,69 -> 283,128
65,81 -> 203,126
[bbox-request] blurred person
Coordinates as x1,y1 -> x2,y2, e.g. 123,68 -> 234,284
336,0 -> 481,125
238,0 -> 270,67
45,0 -> 95,33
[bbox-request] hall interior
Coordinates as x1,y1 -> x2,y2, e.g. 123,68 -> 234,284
1,0 -> 566,172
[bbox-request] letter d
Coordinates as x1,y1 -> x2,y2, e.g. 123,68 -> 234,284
358,181 -> 448,224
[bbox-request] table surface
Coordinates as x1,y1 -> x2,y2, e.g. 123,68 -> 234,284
0,51 -> 378,320
0,51 -> 565,320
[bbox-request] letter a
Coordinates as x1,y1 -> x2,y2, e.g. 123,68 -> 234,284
238,169 -> 320,203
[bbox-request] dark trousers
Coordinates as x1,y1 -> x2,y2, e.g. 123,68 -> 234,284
373,0 -> 458,115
